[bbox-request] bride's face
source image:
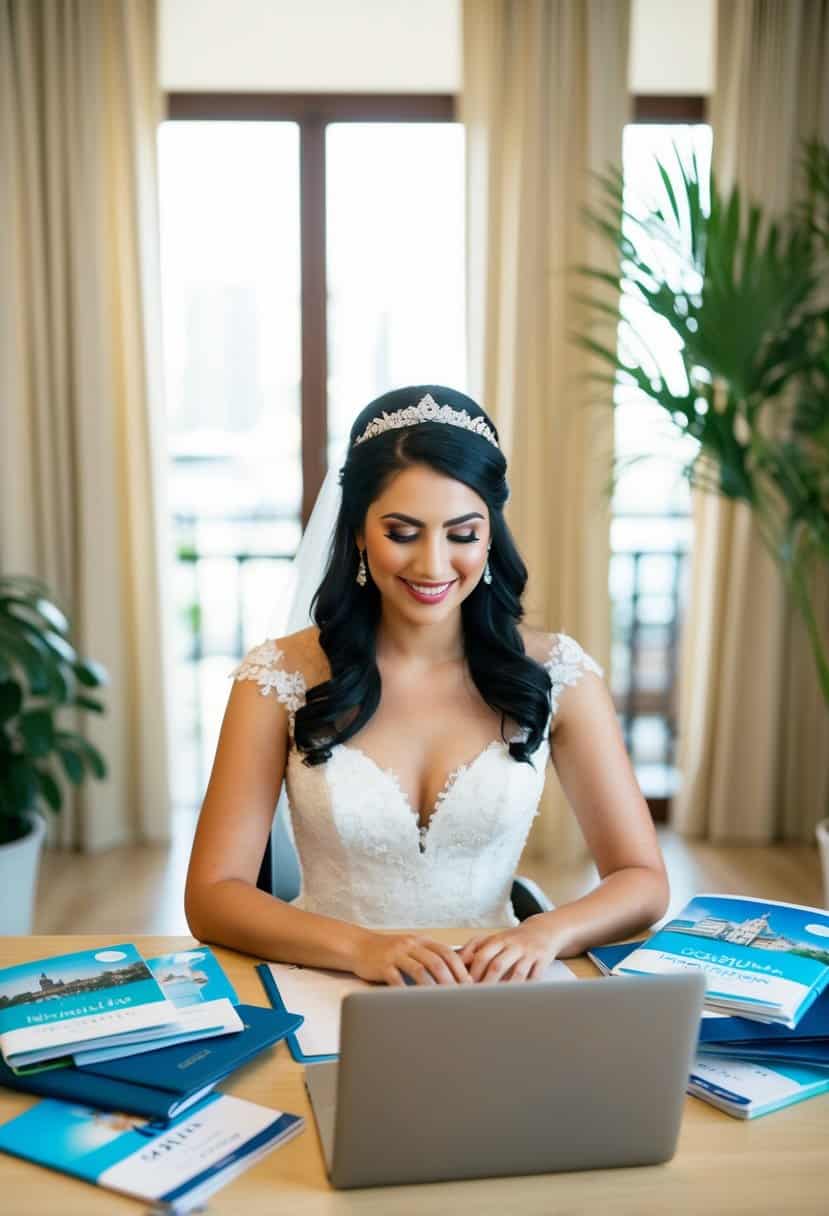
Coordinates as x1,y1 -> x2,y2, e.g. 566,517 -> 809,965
356,464 -> 491,621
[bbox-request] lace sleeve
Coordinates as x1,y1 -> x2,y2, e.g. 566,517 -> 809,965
545,633 -> 604,719
230,639 -> 307,734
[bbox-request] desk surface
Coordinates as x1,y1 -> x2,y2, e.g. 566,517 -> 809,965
0,935 -> 826,1215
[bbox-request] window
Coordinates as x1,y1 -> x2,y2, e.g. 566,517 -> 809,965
158,99 -> 464,808
326,122 -> 466,457
611,116 -> 712,808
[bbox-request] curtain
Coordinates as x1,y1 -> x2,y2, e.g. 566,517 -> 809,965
673,0 -> 829,842
0,0 -> 172,849
462,0 -> 630,861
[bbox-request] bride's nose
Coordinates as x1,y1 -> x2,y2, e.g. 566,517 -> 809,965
411,530 -> 452,580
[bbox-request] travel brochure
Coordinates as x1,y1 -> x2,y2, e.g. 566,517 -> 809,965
0,1093 -> 304,1213
0,942 -> 307,1204
73,946 -> 243,1065
687,1056 -> 829,1120
610,895 -> 829,1028
589,896 -> 829,1120
0,1002 -> 304,1122
0,944 -> 183,1069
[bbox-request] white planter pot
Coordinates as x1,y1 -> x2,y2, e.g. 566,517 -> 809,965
0,813 -> 46,934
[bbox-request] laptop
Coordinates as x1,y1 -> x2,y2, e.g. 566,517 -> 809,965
304,971 -> 704,1189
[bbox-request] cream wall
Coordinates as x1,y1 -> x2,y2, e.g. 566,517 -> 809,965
159,0 -> 461,92
160,0 -> 715,94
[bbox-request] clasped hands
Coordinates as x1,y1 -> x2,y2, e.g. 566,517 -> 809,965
353,918 -> 562,987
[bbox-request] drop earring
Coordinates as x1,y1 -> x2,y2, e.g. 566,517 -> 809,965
483,544 -> 493,586
356,549 -> 367,587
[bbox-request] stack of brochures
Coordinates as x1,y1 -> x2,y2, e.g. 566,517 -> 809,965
0,943 -> 198,1072
588,894 -> 829,1120
0,943 -> 306,1206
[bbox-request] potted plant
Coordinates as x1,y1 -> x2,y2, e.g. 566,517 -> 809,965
577,139 -> 829,713
0,575 -> 108,932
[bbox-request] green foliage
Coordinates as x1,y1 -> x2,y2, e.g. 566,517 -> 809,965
0,575 -> 109,845
577,139 -> 829,708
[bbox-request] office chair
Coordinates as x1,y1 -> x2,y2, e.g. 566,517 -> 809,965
256,792 -> 552,921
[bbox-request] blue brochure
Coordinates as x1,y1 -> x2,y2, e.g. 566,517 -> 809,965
0,1004 -> 304,1122
592,933 -> 829,1065
0,1093 -> 304,1211
73,946 -> 242,1066
611,895 -> 829,1027
688,1056 -> 829,1119
697,986 -> 829,1045
0,944 -> 179,1070
149,946 -> 240,1007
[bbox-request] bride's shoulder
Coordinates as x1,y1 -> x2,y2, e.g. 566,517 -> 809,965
273,625 -> 327,677
518,626 -> 604,677
232,627 -> 329,698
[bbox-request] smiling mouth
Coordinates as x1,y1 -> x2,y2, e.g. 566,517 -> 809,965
399,578 -> 457,603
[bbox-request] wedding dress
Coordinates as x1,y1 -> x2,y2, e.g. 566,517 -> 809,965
232,633 -> 602,928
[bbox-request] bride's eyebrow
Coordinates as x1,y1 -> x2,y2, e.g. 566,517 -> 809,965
380,512 -> 485,527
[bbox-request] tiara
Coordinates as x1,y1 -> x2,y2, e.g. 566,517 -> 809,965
352,393 -> 499,450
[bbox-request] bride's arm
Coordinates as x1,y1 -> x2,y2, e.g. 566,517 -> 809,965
185,678 -> 468,985
185,678 -> 358,967
460,672 -> 670,982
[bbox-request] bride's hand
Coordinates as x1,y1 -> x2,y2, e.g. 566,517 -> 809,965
353,931 -> 473,987
458,918 -> 561,983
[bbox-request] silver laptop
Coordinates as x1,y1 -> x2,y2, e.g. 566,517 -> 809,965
304,971 -> 704,1189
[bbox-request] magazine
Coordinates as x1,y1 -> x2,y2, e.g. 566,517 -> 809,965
610,895 -> 829,1027
0,944 -> 183,1069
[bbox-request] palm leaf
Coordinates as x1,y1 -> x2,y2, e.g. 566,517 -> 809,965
575,134 -> 829,707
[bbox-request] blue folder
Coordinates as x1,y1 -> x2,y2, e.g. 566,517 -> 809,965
256,964 -> 337,1064
697,1039 -> 829,1067
0,1004 -> 303,1121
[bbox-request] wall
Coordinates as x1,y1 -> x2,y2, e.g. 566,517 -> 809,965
159,0 -> 461,93
160,0 -> 715,94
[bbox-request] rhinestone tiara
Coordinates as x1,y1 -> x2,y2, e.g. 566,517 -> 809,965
352,393 -> 499,450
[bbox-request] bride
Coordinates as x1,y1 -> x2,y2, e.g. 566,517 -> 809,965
185,385 -> 669,985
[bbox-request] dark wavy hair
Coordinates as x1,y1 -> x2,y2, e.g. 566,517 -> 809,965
293,385 -> 552,766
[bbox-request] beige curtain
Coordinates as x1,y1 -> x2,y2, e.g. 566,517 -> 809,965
462,0 -> 630,861
0,0 -> 172,849
673,0 -> 829,842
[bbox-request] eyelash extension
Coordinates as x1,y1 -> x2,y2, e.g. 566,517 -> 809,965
384,532 -> 479,544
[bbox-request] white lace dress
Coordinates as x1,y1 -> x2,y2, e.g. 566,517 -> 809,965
232,634 -> 602,929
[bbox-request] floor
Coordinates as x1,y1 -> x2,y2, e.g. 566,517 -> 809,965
34,811 -> 825,934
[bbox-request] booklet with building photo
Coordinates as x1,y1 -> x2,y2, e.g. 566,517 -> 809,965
611,895 -> 829,1028
0,944 -> 183,1070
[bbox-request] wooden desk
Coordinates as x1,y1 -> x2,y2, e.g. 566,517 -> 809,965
0,935 -> 826,1215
